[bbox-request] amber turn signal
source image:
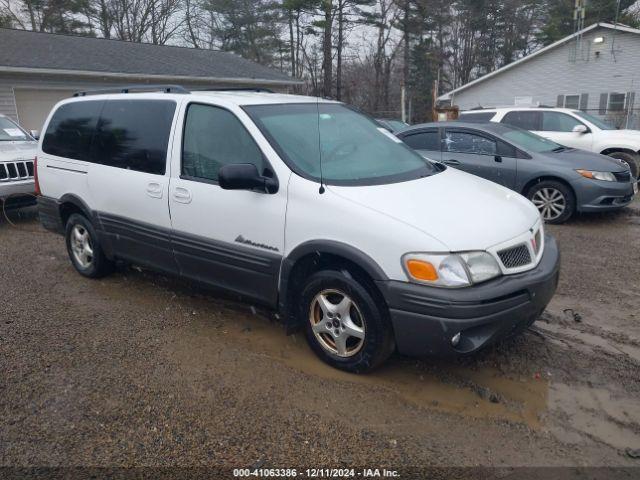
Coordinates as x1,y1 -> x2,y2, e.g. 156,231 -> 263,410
406,259 -> 438,281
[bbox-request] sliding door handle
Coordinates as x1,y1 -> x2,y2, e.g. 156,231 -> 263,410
146,182 -> 163,199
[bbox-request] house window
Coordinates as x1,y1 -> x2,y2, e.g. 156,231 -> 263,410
608,93 -> 626,112
564,95 -> 580,109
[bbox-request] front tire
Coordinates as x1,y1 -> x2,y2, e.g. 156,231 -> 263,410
606,151 -> 639,180
65,213 -> 113,278
299,269 -> 394,373
527,180 -> 575,224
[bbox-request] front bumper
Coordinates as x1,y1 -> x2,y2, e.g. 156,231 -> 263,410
572,176 -> 636,212
377,235 -> 560,357
0,179 -> 35,200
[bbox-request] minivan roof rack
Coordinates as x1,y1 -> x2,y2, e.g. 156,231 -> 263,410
73,85 -> 190,97
193,87 -> 274,93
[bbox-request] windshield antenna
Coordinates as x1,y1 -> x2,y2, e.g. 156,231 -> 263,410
316,92 -> 325,194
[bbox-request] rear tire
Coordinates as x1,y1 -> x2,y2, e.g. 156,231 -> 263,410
65,213 -> 114,278
299,269 -> 394,373
606,151 -> 639,180
527,180 -> 575,224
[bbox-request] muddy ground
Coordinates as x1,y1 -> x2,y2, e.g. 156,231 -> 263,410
1,201 -> 639,473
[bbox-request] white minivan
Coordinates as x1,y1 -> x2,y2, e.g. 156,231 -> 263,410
36,87 -> 560,372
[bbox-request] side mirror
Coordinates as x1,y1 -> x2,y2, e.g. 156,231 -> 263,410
572,124 -> 588,134
218,163 -> 278,194
29,130 -> 40,140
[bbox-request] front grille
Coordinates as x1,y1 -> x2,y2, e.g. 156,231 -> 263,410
0,160 -> 34,182
613,171 -> 631,182
498,244 -> 532,269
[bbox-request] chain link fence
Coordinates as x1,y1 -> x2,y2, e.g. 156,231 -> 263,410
582,108 -> 640,130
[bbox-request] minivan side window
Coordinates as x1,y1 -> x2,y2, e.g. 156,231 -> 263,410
459,112 -> 495,123
42,101 -> 103,161
444,131 -> 497,155
501,111 -> 540,130
92,100 -> 176,175
182,103 -> 264,182
402,130 -> 440,151
540,112 -> 583,132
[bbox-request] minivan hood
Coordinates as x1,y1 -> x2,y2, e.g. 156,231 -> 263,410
328,167 -> 539,251
0,141 -> 37,162
545,148 -> 629,171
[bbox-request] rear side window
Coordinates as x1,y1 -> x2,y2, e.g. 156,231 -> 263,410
444,130 -> 497,155
42,101 -> 102,160
501,111 -> 540,130
402,131 -> 440,151
459,112 -> 495,123
182,103 -> 264,182
92,100 -> 176,175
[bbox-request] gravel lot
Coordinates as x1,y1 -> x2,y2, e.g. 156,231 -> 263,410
1,201 -> 639,473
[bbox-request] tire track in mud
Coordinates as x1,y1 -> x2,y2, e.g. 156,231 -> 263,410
529,310 -> 640,452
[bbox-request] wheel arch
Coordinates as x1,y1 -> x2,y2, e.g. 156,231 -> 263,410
278,240 -> 389,330
521,175 -> 577,200
58,194 -> 95,227
599,147 -> 638,156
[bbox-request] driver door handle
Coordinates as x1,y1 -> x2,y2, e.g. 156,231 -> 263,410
173,187 -> 192,204
146,182 -> 163,199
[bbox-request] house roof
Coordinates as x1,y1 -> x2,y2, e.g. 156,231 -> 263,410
439,22 -> 640,100
0,28 -> 300,86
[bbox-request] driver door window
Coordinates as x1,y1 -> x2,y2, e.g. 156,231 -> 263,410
541,112 -> 583,132
182,104 -> 264,182
539,111 -> 593,150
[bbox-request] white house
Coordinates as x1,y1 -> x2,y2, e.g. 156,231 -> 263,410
438,23 -> 640,129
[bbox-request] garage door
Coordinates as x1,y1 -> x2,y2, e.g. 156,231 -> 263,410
14,88 -> 75,132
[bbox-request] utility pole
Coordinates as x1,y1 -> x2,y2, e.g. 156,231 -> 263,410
401,83 -> 406,123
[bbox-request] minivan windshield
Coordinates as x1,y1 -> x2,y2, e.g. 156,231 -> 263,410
0,117 -> 31,141
573,111 -> 616,130
501,128 -> 563,153
245,103 -> 437,185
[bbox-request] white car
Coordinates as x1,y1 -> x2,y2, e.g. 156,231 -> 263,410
459,107 -> 640,178
0,114 -> 37,208
35,87 -> 560,372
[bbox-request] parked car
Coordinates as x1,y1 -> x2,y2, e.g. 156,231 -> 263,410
36,88 -> 559,373
0,114 -> 37,209
459,107 -> 640,178
397,122 -> 637,224
376,118 -> 409,133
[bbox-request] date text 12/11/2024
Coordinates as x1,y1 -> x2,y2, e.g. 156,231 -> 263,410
233,468 -> 400,478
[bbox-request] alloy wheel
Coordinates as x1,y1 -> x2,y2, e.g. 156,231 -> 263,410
309,289 -> 366,358
70,224 -> 94,268
531,188 -> 566,222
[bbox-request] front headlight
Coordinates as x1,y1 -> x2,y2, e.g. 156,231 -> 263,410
576,169 -> 616,182
402,251 -> 501,288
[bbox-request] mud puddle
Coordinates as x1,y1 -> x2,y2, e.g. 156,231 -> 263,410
164,301 -> 549,429
95,266 -> 640,452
